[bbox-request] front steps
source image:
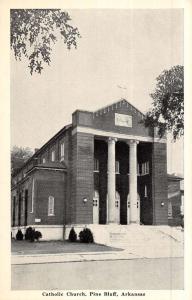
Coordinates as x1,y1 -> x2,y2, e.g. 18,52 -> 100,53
89,224 -> 184,258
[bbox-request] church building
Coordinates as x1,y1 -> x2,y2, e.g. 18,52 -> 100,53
11,99 -> 168,240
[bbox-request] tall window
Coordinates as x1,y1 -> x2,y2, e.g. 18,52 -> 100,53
48,196 -> 54,216
144,185 -> 148,197
60,143 -> 64,161
51,150 -> 55,162
115,161 -> 120,174
42,157 -> 46,164
141,161 -> 149,175
30,178 -> 34,213
94,158 -> 99,172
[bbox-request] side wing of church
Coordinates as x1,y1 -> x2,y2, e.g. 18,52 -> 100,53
11,99 -> 168,240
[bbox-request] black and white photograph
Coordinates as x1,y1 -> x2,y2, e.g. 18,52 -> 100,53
1,0 -> 191,299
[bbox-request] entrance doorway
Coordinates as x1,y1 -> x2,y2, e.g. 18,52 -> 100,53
93,190 -> 99,224
127,193 -> 140,224
106,191 -> 120,224
115,191 -> 120,224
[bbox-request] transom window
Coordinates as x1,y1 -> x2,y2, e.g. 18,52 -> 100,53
60,143 -> 64,161
94,158 -> 99,172
93,199 -> 98,207
48,196 -> 55,216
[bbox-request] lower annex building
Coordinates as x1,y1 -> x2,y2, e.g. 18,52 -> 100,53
11,99 -> 169,240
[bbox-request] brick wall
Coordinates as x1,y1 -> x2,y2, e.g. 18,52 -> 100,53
71,132 -> 94,224
168,179 -> 182,226
34,170 -> 66,225
152,142 -> 168,225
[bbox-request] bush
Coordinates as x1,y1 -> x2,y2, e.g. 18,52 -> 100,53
68,227 -> 77,242
181,215 -> 184,229
25,227 -> 42,242
25,227 -> 34,241
79,228 -> 94,243
34,230 -> 42,241
16,229 -> 23,241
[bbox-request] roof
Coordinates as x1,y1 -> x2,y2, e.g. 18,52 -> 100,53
167,174 -> 184,181
34,161 -> 67,169
94,98 -> 145,117
12,124 -> 72,176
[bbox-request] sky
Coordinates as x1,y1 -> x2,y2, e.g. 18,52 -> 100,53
11,9 -> 184,175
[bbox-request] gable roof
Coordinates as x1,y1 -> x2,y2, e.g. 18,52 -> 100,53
94,99 -> 145,118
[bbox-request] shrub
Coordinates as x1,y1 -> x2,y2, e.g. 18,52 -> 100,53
79,228 -> 94,243
16,229 -> 23,241
25,227 -> 42,242
25,227 -> 33,241
34,230 -> 42,241
68,227 -> 77,242
181,215 -> 184,229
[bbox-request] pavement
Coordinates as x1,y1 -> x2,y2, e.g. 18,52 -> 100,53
12,226 -> 184,265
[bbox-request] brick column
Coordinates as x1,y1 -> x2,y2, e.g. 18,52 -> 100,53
107,137 -> 117,223
128,140 -> 139,223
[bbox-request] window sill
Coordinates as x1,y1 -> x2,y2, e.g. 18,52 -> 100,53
48,214 -> 55,217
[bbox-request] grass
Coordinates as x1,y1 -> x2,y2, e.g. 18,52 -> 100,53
11,239 -> 122,255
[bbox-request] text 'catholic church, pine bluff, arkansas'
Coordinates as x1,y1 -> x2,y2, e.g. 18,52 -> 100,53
11,99 -> 169,241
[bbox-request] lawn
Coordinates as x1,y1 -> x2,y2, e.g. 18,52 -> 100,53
11,239 -> 122,255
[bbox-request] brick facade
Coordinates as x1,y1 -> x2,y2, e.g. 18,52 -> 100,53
11,99 -> 170,239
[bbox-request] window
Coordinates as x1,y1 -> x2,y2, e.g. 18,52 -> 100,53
115,161 -> 120,174
30,178 -> 34,213
144,185 -> 147,197
60,143 -> 64,161
48,196 -> 54,216
42,158 -> 46,164
141,161 -> 149,175
51,150 -> 55,162
94,158 -> 99,172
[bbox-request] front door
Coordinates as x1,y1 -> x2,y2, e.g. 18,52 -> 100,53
93,190 -> 99,224
127,193 -> 140,224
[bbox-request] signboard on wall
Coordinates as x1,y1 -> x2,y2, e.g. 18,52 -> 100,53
115,113 -> 132,128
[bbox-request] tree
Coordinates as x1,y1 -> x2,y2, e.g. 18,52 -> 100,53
11,9 -> 80,74
144,65 -> 184,140
11,146 -> 34,173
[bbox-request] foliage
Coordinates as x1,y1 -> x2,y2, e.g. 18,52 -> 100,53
181,215 -> 184,229
11,146 -> 33,174
25,227 -> 33,240
16,229 -> 23,241
34,231 -> 42,241
11,9 -> 80,74
144,65 -> 184,140
25,227 -> 42,242
68,227 -> 77,242
79,228 -> 94,243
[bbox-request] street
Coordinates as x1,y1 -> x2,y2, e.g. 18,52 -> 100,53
12,257 -> 183,290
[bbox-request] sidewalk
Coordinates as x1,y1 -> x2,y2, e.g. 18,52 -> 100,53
11,226 -> 184,265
